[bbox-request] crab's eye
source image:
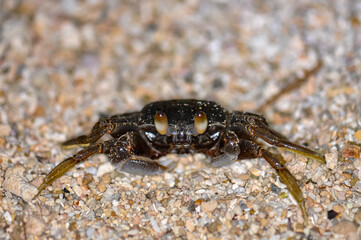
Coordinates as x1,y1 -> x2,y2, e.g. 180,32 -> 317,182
154,111 -> 168,135
194,111 -> 208,134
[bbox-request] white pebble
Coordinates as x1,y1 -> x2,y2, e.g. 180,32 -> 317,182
325,147 -> 338,170
60,22 -> 81,49
86,227 -> 95,238
96,162 -> 115,177
72,184 -> 83,197
3,211 -> 12,224
2,165 -> 38,202
102,187 -> 114,201
150,217 -> 160,233
26,216 -> 46,236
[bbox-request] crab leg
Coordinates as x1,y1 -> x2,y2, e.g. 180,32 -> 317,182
260,148 -> 308,225
209,132 -> 240,167
116,157 -> 170,175
249,126 -> 325,163
209,136 -> 309,225
62,113 -> 140,149
61,122 -> 115,149
36,143 -> 104,197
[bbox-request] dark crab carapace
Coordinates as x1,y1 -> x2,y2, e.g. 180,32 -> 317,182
36,99 -> 325,224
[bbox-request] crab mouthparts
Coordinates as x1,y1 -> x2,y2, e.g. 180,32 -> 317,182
172,130 -> 192,143
169,130 -> 194,152
171,143 -> 193,154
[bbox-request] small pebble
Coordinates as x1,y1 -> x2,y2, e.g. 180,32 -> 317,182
132,216 -> 140,226
186,232 -> 195,240
238,174 -> 250,181
83,173 -> 93,186
208,219 -> 221,233
26,216 -> 46,236
2,165 -> 38,202
185,219 -> 195,232
72,184 -> 83,197
342,144 -> 360,159
329,221 -> 357,236
60,22 -> 81,49
3,211 -> 11,224
353,208 -> 361,223
332,204 -> 344,214
150,218 -> 160,233
354,130 -> 361,141
295,223 -> 304,233
201,200 -> 218,212
312,167 -> 326,182
325,148 -> 338,170
249,223 -> 260,235
173,226 -> 185,237
249,167 -> 261,177
86,227 -> 95,238
0,124 -> 11,137
96,162 -> 115,177
98,174 -> 111,193
102,186 -> 114,201
334,189 -> 346,201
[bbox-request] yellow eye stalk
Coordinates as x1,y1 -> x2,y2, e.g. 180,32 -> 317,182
154,111 -> 168,135
194,111 -> 208,134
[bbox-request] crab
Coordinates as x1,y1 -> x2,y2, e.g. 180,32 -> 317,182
36,99 -> 325,225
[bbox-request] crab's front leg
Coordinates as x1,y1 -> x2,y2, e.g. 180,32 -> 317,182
36,131 -> 171,197
37,114 -> 142,196
208,131 -> 270,167
208,132 -> 240,167
108,132 -> 171,175
61,112 -> 139,149
61,121 -> 115,149
207,133 -> 308,225
36,140 -> 115,196
259,148 -> 308,225
247,116 -> 325,163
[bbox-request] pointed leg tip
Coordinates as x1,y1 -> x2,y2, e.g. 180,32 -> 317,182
319,155 -> 326,164
35,183 -> 46,198
299,201 -> 309,227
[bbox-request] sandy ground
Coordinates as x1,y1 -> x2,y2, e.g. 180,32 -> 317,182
0,0 -> 361,239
